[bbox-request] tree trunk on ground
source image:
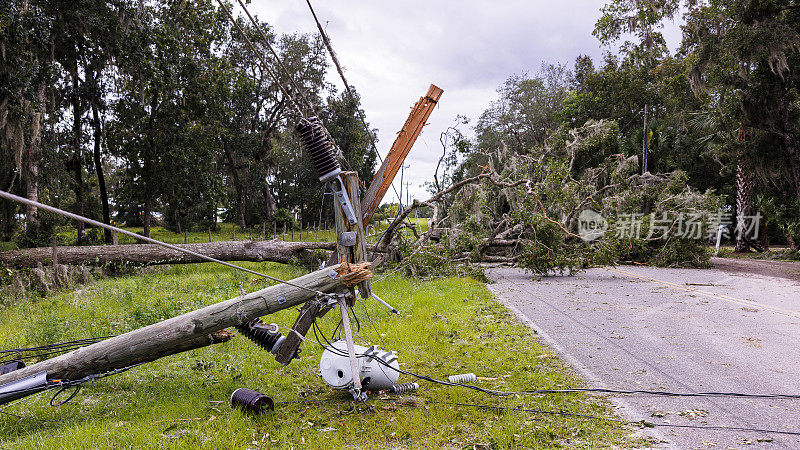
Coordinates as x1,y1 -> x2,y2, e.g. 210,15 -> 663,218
0,240 -> 386,268
71,66 -> 85,245
91,101 -> 111,244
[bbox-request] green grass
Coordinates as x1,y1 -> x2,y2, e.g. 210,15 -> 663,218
0,262 -> 632,448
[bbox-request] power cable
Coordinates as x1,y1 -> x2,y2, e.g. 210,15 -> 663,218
1,336 -> 123,366
0,190 -> 333,298
0,363 -> 144,409
291,327 -> 800,401
426,400 -> 800,437
303,0 -> 404,205
262,394 -> 800,437
234,0 -> 317,116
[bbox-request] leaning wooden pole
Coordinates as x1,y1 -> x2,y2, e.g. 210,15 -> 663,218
0,265 -> 352,386
276,172 -> 373,365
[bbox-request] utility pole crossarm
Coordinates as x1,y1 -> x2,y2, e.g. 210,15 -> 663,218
361,84 -> 443,226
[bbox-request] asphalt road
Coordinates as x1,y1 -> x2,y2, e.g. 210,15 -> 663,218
488,262 -> 800,449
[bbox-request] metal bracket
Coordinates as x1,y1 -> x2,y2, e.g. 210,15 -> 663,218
341,231 -> 357,247
325,175 -> 358,225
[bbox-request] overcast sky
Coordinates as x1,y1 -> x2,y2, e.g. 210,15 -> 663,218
245,0 -> 681,204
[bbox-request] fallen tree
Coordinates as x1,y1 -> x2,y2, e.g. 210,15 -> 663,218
376,119 -> 724,277
0,240 -> 385,269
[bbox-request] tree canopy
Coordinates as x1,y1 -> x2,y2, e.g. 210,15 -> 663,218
0,0 -> 377,244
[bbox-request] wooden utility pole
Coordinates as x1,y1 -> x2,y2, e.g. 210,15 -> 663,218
324,84 -> 443,269
277,172 -> 371,367
333,172 -> 370,298
332,171 -> 370,394
0,264 -> 354,386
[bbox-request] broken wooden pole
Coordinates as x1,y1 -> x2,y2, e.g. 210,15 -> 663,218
330,171 -> 371,396
333,172 -> 371,298
277,172 -> 372,364
360,84 -> 443,226
0,264 -> 353,386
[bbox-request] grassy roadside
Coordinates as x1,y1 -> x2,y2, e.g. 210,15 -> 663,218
0,262 -> 633,448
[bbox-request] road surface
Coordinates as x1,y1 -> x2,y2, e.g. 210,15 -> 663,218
488,260 -> 800,449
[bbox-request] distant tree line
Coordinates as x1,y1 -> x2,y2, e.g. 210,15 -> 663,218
0,0 -> 377,247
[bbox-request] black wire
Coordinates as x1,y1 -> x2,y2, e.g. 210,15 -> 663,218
49,385 -> 81,407
0,335 -> 115,355
301,333 -> 800,401
330,318 -> 342,342
0,363 -> 144,409
348,305 -> 361,334
1,336 -> 116,364
265,394 -> 800,437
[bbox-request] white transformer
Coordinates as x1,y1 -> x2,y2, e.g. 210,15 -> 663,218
319,341 -> 400,391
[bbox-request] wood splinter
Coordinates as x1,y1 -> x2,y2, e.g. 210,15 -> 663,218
335,261 -> 373,287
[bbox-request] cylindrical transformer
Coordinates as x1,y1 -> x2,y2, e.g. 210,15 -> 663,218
319,341 -> 399,391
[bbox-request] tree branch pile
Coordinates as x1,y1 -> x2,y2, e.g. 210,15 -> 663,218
378,119 -> 724,276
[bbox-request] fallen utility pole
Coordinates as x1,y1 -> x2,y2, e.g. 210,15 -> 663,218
0,263 -> 352,387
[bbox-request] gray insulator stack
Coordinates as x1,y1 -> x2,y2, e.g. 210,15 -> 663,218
447,373 -> 477,384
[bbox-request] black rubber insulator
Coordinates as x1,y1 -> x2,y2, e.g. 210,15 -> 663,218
234,318 -> 281,352
0,360 -> 25,375
230,388 -> 274,414
295,116 -> 340,178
